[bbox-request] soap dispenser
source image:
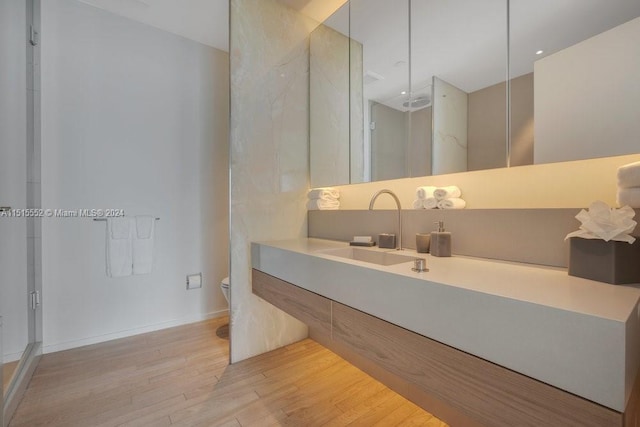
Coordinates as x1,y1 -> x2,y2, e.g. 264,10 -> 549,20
431,221 -> 452,257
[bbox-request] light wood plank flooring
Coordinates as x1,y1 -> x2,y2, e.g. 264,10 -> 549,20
3,360 -> 19,393
9,317 -> 446,426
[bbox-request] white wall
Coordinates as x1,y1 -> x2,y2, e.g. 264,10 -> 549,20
0,0 -> 29,362
40,0 -> 229,353
229,0 -> 315,363
535,17 -> 640,164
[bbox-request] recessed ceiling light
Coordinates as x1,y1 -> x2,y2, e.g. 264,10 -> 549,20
536,50 -> 544,55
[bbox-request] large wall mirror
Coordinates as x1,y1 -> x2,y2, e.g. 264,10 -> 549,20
309,0 -> 640,187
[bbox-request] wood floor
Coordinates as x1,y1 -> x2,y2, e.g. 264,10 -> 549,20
3,360 -> 19,393
9,317 -> 447,426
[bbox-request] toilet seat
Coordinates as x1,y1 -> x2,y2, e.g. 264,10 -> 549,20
220,277 -> 230,304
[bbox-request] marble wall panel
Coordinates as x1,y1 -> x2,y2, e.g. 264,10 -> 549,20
229,0 -> 318,362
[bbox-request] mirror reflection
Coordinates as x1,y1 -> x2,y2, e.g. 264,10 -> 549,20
309,0 -> 640,187
510,0 -> 640,165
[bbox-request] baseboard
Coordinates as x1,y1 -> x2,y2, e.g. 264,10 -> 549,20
1,350 -> 24,363
42,309 -> 229,355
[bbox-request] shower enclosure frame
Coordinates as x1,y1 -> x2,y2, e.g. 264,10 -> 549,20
1,0 -> 43,425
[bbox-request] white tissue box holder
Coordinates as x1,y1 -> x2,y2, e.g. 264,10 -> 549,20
568,237 -> 640,284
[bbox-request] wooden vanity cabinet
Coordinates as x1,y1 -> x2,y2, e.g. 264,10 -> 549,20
252,268 -> 636,427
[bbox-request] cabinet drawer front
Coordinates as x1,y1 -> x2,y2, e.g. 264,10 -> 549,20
331,302 -> 620,427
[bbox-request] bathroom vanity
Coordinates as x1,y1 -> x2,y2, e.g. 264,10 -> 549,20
251,238 -> 640,426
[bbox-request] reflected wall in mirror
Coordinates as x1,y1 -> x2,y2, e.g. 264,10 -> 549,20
309,0 -> 640,188
510,0 -> 640,165
309,2 -> 364,187
309,3 -> 350,187
352,0 -> 410,182
412,0 -> 508,177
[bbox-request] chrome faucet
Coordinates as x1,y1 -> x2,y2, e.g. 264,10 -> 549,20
369,189 -> 402,250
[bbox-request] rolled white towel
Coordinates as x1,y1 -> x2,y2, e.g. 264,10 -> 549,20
434,186 -> 461,200
416,186 -> 437,200
308,187 -> 340,200
307,199 -> 340,210
618,161 -> 640,189
423,197 -> 438,209
437,198 -> 466,210
617,187 -> 640,208
413,198 -> 438,209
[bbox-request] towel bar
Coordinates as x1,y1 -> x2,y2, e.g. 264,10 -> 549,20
93,217 -> 160,221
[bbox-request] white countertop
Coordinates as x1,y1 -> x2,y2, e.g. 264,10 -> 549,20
252,238 -> 640,412
258,238 -> 640,322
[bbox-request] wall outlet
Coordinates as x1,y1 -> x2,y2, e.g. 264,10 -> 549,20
186,273 -> 202,290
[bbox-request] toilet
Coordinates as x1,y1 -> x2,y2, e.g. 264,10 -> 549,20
220,276 -> 230,303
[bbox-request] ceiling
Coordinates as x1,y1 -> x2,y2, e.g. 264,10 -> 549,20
325,0 -> 640,111
73,0 -> 640,113
77,0 -> 229,51
76,0 -> 348,52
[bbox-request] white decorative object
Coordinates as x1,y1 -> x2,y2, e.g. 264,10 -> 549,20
565,201 -> 637,243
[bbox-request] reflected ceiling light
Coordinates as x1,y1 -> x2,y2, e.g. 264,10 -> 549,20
403,95 -> 431,109
536,50 -> 544,55
401,91 -> 407,95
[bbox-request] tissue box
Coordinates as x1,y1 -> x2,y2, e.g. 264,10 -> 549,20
378,233 -> 396,249
568,237 -> 640,284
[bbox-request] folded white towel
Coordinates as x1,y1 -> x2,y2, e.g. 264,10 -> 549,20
434,186 -> 462,200
617,187 -> 640,208
412,198 -> 438,209
416,186 -> 437,200
110,218 -> 131,239
307,199 -> 339,210
617,161 -> 640,189
136,215 -> 154,239
437,198 -> 466,210
133,216 -> 155,275
106,217 -> 133,278
308,187 -> 340,200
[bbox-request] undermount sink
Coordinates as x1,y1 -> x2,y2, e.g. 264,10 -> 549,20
320,247 -> 416,266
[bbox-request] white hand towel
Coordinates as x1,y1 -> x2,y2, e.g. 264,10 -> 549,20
106,217 -> 133,278
412,199 -> 424,209
133,216 -> 155,275
416,186 -> 437,200
308,187 -> 340,200
307,199 -> 339,210
434,186 -> 462,200
437,198 -> 466,210
617,187 -> 640,208
617,161 -> 640,189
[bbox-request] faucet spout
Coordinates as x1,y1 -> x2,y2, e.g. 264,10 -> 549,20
369,189 -> 403,250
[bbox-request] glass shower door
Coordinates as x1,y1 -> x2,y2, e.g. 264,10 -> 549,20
1,0 -> 41,422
